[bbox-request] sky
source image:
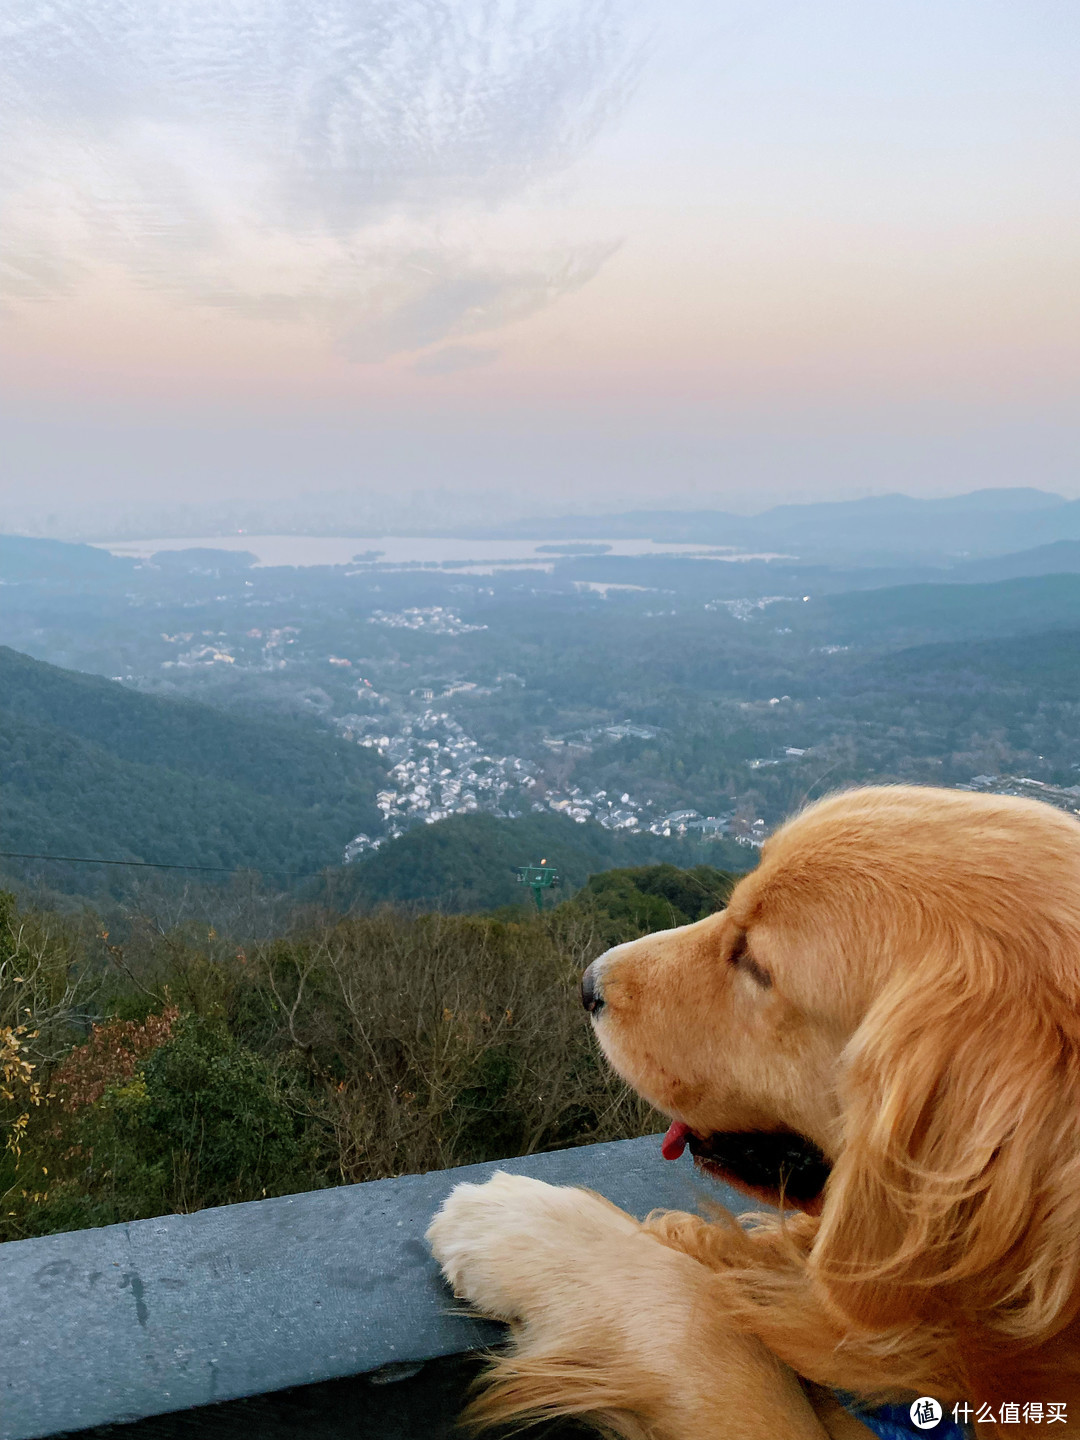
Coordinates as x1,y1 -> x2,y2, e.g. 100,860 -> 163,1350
1,0 -> 1078,532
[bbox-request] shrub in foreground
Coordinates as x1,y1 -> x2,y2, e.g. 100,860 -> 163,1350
1,893 -> 681,1240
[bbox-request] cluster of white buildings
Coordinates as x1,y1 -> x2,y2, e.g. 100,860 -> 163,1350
158,625 -> 300,670
366,606 -> 487,635
338,687 -> 766,864
338,697 -> 700,861
545,787 -> 645,830
341,706 -> 540,856
704,595 -> 795,622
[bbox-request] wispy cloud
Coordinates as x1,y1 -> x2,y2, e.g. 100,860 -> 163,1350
333,241 -> 620,363
0,0 -> 638,357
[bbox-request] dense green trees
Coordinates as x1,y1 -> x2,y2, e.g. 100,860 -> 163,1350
572,863 -> 737,943
0,646 -> 384,888
1,863 -> 740,1239
323,812 -> 748,914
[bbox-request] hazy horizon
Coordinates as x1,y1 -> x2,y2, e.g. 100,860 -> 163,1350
2,0 -> 1078,532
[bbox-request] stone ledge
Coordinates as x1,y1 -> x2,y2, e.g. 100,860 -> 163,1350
3,1135 -> 748,1440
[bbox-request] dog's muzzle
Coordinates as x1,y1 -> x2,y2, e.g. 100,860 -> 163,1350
580,959 -> 605,1016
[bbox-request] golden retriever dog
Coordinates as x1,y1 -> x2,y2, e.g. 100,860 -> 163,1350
428,787 -> 1080,1438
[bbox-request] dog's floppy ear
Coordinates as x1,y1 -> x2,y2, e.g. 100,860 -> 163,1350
811,931 -> 1080,1352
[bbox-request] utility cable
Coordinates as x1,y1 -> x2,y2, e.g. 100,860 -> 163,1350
0,849 -> 325,880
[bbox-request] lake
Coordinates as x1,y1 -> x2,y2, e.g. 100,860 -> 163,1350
93,535 -> 787,570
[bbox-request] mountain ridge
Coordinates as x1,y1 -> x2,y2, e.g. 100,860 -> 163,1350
463,488 -> 1080,561
0,646 -> 385,889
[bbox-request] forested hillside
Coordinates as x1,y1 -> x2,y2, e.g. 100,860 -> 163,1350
803,573 -> 1080,648
0,534 -> 136,583
0,647 -> 384,888
10,518 -> 1080,913
322,812 -> 749,914
853,628 -> 1080,698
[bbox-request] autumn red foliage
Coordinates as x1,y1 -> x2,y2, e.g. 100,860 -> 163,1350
53,1007 -> 180,1111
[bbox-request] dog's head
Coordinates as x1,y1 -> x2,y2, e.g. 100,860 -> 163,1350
584,785 -> 1080,1342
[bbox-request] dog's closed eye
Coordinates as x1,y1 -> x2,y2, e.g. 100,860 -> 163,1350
728,932 -> 772,989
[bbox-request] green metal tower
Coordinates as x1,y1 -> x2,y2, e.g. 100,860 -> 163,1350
514,859 -> 561,912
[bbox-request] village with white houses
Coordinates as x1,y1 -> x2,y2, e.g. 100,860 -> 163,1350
335,696 -> 752,862
148,606 -> 1080,874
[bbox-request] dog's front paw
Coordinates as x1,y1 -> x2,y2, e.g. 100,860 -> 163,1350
426,1171 -> 638,1324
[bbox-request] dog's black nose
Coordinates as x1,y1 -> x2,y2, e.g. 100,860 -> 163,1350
580,961 -> 604,1015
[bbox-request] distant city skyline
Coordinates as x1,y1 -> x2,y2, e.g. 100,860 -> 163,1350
2,0 -> 1078,530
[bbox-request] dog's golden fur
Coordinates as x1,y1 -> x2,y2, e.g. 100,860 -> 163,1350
428,787 -> 1080,1437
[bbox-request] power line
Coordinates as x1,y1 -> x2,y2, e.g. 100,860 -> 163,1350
0,850 -> 323,880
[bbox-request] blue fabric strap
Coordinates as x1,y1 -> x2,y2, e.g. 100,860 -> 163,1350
835,1396 -> 973,1439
